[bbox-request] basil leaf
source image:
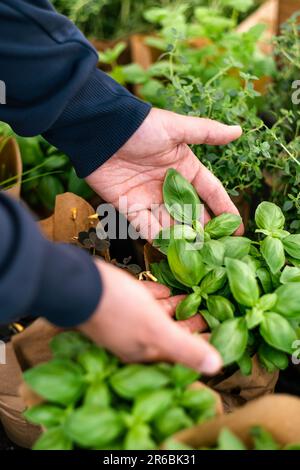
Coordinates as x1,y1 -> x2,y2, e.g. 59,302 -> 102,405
237,352 -> 252,376
110,364 -> 170,399
217,428 -> 246,451
180,388 -> 215,412
245,307 -> 264,329
64,406 -> 124,448
132,389 -> 173,423
260,237 -> 285,274
280,266 -> 300,284
168,238 -> 205,287
200,310 -> 220,330
78,346 -> 110,381
205,213 -> 242,239
282,234 -> 300,260
24,404 -> 66,428
33,427 -> 73,451
151,260 -> 189,291
270,229 -> 290,240
257,267 -> 273,294
153,224 -> 196,255
274,283 -> 300,319
200,267 -> 227,295
210,318 -> 248,366
170,364 -> 199,388
163,168 -> 201,224
176,292 -> 202,320
50,332 -> 91,360
225,258 -> 259,307
154,407 -> 193,440
258,342 -> 289,372
260,312 -> 298,354
220,236 -> 251,259
241,255 -> 262,275
206,295 -> 234,321
256,293 -> 277,312
251,426 -> 280,451
84,382 -> 111,408
255,202 -> 285,231
124,423 -> 156,450
200,240 -> 225,266
24,359 -> 85,406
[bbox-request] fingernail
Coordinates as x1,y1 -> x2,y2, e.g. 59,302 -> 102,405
199,354 -> 222,375
230,125 -> 243,133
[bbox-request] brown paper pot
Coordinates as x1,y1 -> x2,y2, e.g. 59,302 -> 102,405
173,394 -> 300,449
0,137 -> 22,199
278,0 -> 300,32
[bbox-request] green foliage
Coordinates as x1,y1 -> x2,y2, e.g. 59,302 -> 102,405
24,332 -> 217,450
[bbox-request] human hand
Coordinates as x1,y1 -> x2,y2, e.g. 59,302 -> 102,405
78,259 -> 222,375
86,108 -> 244,240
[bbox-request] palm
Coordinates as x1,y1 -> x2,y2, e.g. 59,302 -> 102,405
86,108 -> 243,240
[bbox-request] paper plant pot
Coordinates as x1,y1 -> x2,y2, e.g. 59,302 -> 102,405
172,393 -> 300,449
0,137 -> 22,199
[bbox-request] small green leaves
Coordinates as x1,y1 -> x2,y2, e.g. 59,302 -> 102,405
205,213 -> 242,239
23,359 -> 85,406
200,239 -> 225,266
50,332 -> 91,360
124,424 -> 156,450
132,389 -> 173,423
260,312 -> 297,354
220,236 -> 251,259
282,234 -> 300,260
280,266 -> 300,284
163,168 -> 201,224
207,295 -> 234,321
33,427 -> 73,451
153,224 -> 197,255
168,238 -> 205,287
250,426 -> 280,451
256,293 -> 277,312
200,310 -> 220,330
257,267 -> 272,294
255,202 -> 285,231
199,267 -> 227,295
260,237 -> 285,274
258,343 -> 289,372
211,318 -> 248,366
274,284 -> 300,319
225,258 -> 259,307
154,407 -> 193,440
217,428 -> 246,451
24,404 -> 66,428
237,352 -> 252,376
245,307 -> 264,330
176,292 -> 202,320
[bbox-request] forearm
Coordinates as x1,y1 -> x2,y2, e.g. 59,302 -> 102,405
0,0 -> 151,177
0,193 -> 101,327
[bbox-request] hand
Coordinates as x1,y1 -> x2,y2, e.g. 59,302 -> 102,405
86,108 -> 244,240
78,259 -> 222,375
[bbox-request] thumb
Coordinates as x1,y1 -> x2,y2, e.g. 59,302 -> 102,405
158,321 -> 223,375
169,112 -> 242,146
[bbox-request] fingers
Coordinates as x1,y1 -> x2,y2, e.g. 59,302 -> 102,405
170,113 -> 242,146
157,321 -> 222,375
160,295 -> 186,316
177,314 -> 208,333
127,208 -> 162,242
143,282 -> 171,299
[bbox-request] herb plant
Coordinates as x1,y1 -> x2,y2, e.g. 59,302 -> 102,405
24,331 -> 217,450
152,169 -> 300,374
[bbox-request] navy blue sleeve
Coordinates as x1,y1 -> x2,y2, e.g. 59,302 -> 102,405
0,0 -> 151,177
0,193 -> 102,327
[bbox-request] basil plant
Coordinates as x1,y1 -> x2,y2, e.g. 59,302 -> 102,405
23,331 -> 217,450
152,169 -> 300,374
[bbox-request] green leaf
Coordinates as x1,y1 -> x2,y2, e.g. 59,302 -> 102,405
50,332 -> 91,360
200,310 -> 220,330
37,175 -> 64,211
260,237 -> 285,274
283,234 -> 300,260
255,202 -> 285,231
220,236 -> 251,259
217,428 -> 246,451
257,267 -> 273,294
78,346 -> 110,381
17,136 -> 43,166
245,307 -> 264,329
163,168 -> 201,224
170,364 -> 200,388
64,406 -> 124,448
44,155 -> 69,170
68,168 -> 94,199
256,293 -> 277,312
151,260 -> 189,291
24,404 -> 66,428
258,342 -> 289,372
153,224 -> 196,255
237,352 -> 252,376
176,292 -> 202,320
260,312 -> 298,354
280,266 -> 300,284
274,283 -> 300,319
200,240 -> 225,266
180,388 -> 215,413
205,213 -> 242,239
23,359 -> 85,406
250,426 -> 280,450
110,364 -> 170,399
225,258 -> 259,307
33,427 -> 73,451
211,318 -> 248,366
206,295 -> 234,322
124,423 -> 156,450
132,389 -> 173,423
200,267 -> 227,295
154,407 -> 193,440
167,238 -> 205,287
84,382 -> 111,408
